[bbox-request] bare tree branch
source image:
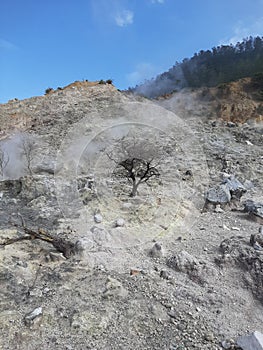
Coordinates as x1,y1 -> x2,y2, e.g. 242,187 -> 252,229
20,135 -> 37,175
108,135 -> 162,197
0,147 -> 9,177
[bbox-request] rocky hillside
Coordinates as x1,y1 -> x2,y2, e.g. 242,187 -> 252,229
156,77 -> 263,124
0,82 -> 263,350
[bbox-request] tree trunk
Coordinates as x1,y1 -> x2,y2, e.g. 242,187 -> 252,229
130,181 -> 139,197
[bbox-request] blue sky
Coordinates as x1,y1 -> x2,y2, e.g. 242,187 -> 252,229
0,0 -> 263,102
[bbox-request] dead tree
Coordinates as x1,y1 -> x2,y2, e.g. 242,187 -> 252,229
20,135 -> 37,175
0,147 -> 9,178
108,135 -> 163,197
114,157 -> 160,197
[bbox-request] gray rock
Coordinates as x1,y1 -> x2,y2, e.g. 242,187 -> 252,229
102,276 -> 128,299
206,176 -> 246,206
227,121 -> 236,127
24,307 -> 43,326
149,242 -> 163,258
244,200 -> 263,221
206,184 -> 231,204
237,331 -> 263,350
115,218 -> 125,227
222,175 -> 246,201
167,250 -> 198,273
160,269 -> 170,279
34,161 -> 56,175
204,332 -> 214,341
214,204 -> 224,213
94,213 -> 102,223
250,226 -> 263,249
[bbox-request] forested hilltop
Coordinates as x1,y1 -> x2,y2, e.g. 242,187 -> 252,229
132,36 -> 263,98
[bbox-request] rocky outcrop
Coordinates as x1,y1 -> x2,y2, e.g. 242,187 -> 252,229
216,234 -> 263,302
205,175 -> 246,209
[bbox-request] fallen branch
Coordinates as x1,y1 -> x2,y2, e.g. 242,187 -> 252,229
1,217 -> 77,259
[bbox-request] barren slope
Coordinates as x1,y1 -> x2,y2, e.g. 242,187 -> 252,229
0,82 -> 263,350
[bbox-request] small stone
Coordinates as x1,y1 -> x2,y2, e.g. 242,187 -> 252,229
94,213 -> 102,223
245,140 -> 253,145
204,332 -> 214,341
227,121 -> 236,127
160,270 -> 169,279
130,269 -> 141,276
168,309 -> 177,319
102,276 -> 128,298
46,251 -> 67,262
149,242 -> 163,258
231,226 -> 240,231
115,218 -> 125,227
185,170 -> 193,176
253,242 -> 263,251
214,204 -> 224,213
24,307 -> 43,326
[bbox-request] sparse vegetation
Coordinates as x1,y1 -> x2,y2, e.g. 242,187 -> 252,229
20,135 -> 37,175
99,79 -> 113,85
45,87 -> 54,95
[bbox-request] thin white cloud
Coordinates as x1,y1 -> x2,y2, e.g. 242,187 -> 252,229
126,63 -> 158,86
91,1 -> 134,28
114,10 -> 134,27
151,0 -> 165,3
220,17 -> 263,45
0,38 -> 17,50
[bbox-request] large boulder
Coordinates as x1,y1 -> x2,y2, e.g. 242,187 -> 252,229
205,175 -> 246,207
222,175 -> 246,201
206,184 -> 231,204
